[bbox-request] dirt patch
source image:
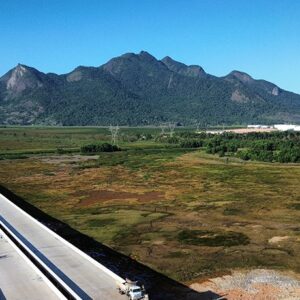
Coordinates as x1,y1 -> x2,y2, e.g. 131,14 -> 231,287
227,128 -> 278,134
268,236 -> 290,244
152,240 -> 165,245
178,229 -> 250,247
190,269 -> 300,300
248,224 -> 264,229
79,190 -> 165,206
41,155 -> 99,165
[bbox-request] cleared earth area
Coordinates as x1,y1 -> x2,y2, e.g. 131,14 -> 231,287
1,126 -> 300,298
191,269 -> 300,299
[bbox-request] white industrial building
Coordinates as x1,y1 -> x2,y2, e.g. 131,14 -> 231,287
247,125 -> 273,129
274,124 -> 300,131
294,126 -> 300,132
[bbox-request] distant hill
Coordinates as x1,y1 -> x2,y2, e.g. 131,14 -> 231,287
1,51 -> 300,125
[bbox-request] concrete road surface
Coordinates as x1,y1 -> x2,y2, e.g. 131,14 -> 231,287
0,229 -> 61,300
0,194 -> 125,300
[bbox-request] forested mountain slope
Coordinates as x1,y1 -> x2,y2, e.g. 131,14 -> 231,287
1,51 -> 299,125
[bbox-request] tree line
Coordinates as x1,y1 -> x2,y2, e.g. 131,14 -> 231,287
167,131 -> 300,163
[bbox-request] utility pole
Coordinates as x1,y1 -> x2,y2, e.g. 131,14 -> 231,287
159,123 -> 167,135
195,121 -> 201,133
108,125 -> 120,145
168,122 -> 176,137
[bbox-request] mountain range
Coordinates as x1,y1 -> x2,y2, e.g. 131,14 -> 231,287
1,51 -> 300,126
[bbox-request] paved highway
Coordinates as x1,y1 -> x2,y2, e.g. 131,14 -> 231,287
0,193 -> 125,300
0,229 -> 61,300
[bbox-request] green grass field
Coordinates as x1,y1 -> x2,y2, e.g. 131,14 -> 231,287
0,126 -> 168,153
1,126 -> 300,283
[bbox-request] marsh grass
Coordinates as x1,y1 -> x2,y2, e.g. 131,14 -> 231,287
79,148 -> 196,169
87,218 -> 116,227
1,127 -> 300,282
178,229 -> 250,247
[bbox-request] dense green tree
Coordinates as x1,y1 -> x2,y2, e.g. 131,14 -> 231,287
81,143 -> 121,153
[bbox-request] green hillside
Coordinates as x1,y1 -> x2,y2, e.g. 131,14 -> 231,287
1,51 -> 300,125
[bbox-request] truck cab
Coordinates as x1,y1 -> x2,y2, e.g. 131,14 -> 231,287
128,285 -> 143,300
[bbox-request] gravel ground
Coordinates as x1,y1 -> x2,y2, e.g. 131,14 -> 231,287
190,269 -> 300,300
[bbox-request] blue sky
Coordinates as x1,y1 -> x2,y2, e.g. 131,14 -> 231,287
1,0 -> 299,93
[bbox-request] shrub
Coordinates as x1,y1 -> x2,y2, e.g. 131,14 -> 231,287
81,143 -> 121,153
180,139 -> 203,148
56,148 -> 67,154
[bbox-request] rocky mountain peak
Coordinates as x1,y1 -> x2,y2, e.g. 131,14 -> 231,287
161,56 -> 206,78
2,64 -> 44,94
0,51 -> 299,126
139,51 -> 157,60
161,56 -> 185,69
227,71 -> 254,83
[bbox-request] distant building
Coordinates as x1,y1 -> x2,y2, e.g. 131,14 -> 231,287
206,130 -> 224,134
294,126 -> 300,132
274,124 -> 297,131
247,124 -> 273,129
247,125 -> 261,128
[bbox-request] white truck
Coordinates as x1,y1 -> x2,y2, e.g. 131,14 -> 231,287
117,279 -> 149,300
